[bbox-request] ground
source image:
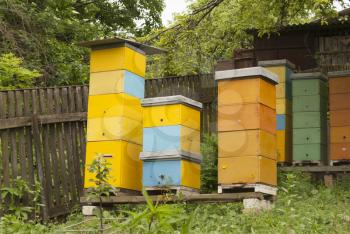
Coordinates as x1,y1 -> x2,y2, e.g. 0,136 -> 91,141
1,172 -> 350,233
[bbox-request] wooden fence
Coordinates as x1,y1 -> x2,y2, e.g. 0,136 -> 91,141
318,35 -> 350,72
0,86 -> 88,220
0,74 -> 217,219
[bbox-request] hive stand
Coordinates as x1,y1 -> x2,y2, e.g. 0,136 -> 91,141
80,38 -> 164,195
258,60 -> 295,165
140,95 -> 203,195
291,72 -> 328,166
329,71 -> 350,166
215,67 -> 279,198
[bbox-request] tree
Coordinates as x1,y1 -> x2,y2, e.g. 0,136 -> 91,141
0,0 -> 164,86
145,0 -> 348,78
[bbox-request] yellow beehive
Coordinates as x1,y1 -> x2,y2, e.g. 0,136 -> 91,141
84,140 -> 142,191
258,59 -> 295,84
181,160 -> 201,189
90,46 -> 146,77
143,103 -> 201,130
87,116 -> 142,144
218,156 -> 277,186
218,130 -> 277,160
218,78 -> 276,109
89,70 -> 145,98
215,67 -> 278,187
276,129 -> 292,163
276,99 -> 292,115
81,38 -> 164,192
218,103 -> 276,134
87,93 -> 142,121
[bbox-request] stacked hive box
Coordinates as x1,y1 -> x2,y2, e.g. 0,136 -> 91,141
258,60 -> 295,164
140,96 -> 202,192
82,39 -> 162,193
329,71 -> 350,164
291,73 -> 328,164
215,67 -> 279,189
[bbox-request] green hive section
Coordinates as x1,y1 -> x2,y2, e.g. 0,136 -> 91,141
291,73 -> 328,163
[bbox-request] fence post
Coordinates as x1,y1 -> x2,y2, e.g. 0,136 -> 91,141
32,114 -> 49,221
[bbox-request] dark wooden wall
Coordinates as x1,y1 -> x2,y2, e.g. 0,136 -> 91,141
0,74 -> 217,219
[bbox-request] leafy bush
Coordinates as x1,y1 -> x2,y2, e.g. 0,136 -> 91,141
0,53 -> 41,90
200,134 -> 218,193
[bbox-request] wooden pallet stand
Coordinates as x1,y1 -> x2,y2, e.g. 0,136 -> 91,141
218,184 -> 277,197
278,162 -> 293,167
144,186 -> 199,196
292,160 -> 322,166
330,160 -> 350,166
279,165 -> 350,187
80,192 -> 266,207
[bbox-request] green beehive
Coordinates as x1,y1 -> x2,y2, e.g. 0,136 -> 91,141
291,72 -> 328,164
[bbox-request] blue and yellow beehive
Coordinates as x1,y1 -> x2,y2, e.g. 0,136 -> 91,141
81,38 -> 163,193
259,60 -> 295,164
140,96 -> 202,190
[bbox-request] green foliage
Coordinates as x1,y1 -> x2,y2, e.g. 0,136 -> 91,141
6,172 -> 350,233
145,0 -> 348,78
0,177 -> 42,220
122,190 -> 188,233
86,154 -> 117,233
0,53 -> 41,90
200,134 -> 218,193
0,215 -> 48,234
87,154 -> 117,198
0,0 -> 164,86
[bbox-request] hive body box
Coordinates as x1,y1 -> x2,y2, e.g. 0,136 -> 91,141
259,60 -> 295,163
140,96 -> 202,190
82,38 -> 164,192
291,73 -> 328,164
216,67 -> 278,187
329,71 -> 350,162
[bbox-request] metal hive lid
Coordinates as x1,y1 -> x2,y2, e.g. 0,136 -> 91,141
141,95 -> 203,109
79,37 -> 166,55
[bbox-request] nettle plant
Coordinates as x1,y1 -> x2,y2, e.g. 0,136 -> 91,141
87,154 -> 118,233
0,177 -> 42,220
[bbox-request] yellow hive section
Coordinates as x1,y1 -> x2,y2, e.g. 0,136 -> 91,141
218,130 -> 277,160
277,130 -> 292,163
84,140 -> 142,191
264,67 -> 287,83
87,93 -> 142,122
89,70 -> 126,96
143,104 -> 200,130
218,78 -> 276,109
276,83 -> 287,99
218,156 -> 277,186
181,160 -> 200,189
87,117 -> 142,144
90,47 -> 146,77
181,126 -> 201,155
276,99 -> 292,115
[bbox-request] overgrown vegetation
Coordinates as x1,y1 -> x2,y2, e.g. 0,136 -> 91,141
200,134 -> 218,193
2,172 -> 350,233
